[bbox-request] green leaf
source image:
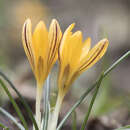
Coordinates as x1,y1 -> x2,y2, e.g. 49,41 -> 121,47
72,111 -> 77,130
0,79 -> 28,130
115,125 -> 130,130
104,51 -> 130,76
0,107 -> 24,130
0,122 -> 9,130
0,71 -> 39,130
80,74 -> 104,130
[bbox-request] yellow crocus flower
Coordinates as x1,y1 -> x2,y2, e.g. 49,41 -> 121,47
22,19 -> 62,129
58,23 -> 109,97
22,18 -> 62,87
49,23 -> 109,130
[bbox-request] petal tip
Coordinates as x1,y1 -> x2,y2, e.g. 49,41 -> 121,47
71,23 -> 75,28
52,18 -> 57,23
101,38 -> 109,44
99,39 -> 109,48
23,19 -> 31,31
38,20 -> 45,26
87,37 -> 91,41
25,18 -> 31,24
65,23 -> 75,33
51,19 -> 60,27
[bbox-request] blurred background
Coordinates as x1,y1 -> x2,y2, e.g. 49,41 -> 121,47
0,0 -> 130,129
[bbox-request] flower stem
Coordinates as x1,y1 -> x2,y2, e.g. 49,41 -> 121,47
36,84 -> 43,130
48,93 -> 64,130
43,75 -> 50,130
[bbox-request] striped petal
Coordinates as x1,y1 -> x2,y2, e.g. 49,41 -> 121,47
79,39 -> 109,73
47,19 -> 62,67
22,19 -> 35,70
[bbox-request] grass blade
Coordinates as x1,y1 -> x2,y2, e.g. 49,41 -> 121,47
80,74 -> 104,130
0,79 -> 28,130
104,51 -> 130,76
0,122 -> 9,130
57,50 -> 130,130
0,71 -> 39,130
0,107 -> 25,130
72,111 -> 77,130
115,125 -> 130,130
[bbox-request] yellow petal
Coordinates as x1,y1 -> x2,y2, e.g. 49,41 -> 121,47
68,31 -> 83,69
32,21 -> 48,62
80,37 -> 91,61
47,19 -> 62,67
58,27 -> 83,93
79,39 -> 109,73
22,18 -> 35,70
59,23 -> 75,66
58,24 -> 75,90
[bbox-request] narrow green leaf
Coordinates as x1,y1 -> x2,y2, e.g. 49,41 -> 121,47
72,111 -> 77,130
104,51 -> 130,76
0,71 -> 39,130
0,122 -> 9,130
0,79 -> 28,130
80,74 -> 104,130
0,107 -> 25,130
57,51 -> 130,130
115,125 -> 130,130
